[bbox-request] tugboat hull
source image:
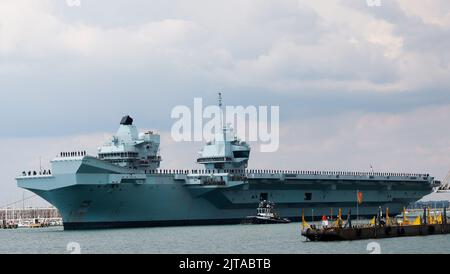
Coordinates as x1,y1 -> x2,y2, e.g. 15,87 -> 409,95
242,216 -> 291,224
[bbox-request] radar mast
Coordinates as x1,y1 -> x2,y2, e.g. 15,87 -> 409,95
197,93 -> 251,171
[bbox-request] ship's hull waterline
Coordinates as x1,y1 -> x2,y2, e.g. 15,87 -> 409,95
17,156 -> 435,230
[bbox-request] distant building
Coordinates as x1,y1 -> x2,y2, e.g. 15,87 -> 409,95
0,207 -> 60,220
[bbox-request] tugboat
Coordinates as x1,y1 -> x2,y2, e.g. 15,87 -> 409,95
243,201 -> 291,224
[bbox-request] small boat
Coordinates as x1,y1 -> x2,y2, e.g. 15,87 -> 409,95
29,218 -> 46,228
1,220 -> 18,229
243,200 -> 291,224
17,220 -> 30,228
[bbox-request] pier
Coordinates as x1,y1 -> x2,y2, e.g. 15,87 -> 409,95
1,207 -> 62,229
301,207 -> 450,241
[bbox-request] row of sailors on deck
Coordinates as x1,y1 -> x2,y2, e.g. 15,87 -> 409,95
22,170 -> 52,176
142,169 -> 427,177
60,151 -> 87,157
144,169 -> 246,174
245,170 -> 429,177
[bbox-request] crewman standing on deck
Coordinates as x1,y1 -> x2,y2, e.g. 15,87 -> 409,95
321,215 -> 329,227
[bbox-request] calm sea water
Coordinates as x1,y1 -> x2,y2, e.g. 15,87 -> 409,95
1,223 -> 450,254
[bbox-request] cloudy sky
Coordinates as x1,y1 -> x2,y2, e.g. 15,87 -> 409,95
1,0 -> 450,206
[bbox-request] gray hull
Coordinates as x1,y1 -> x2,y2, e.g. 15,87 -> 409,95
17,156 -> 436,230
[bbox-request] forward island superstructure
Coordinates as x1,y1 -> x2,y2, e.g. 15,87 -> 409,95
16,98 -> 440,230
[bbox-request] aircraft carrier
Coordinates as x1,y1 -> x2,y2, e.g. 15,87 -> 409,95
16,98 -> 440,230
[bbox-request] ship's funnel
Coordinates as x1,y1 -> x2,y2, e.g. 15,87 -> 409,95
117,116 -> 139,142
120,115 -> 133,125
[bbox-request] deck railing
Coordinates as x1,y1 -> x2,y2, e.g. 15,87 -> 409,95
142,169 -> 429,178
19,167 -> 429,179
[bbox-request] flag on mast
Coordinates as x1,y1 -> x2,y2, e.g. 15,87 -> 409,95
357,191 -> 363,204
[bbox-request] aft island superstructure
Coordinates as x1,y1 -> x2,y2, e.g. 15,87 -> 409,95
16,100 -> 440,230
